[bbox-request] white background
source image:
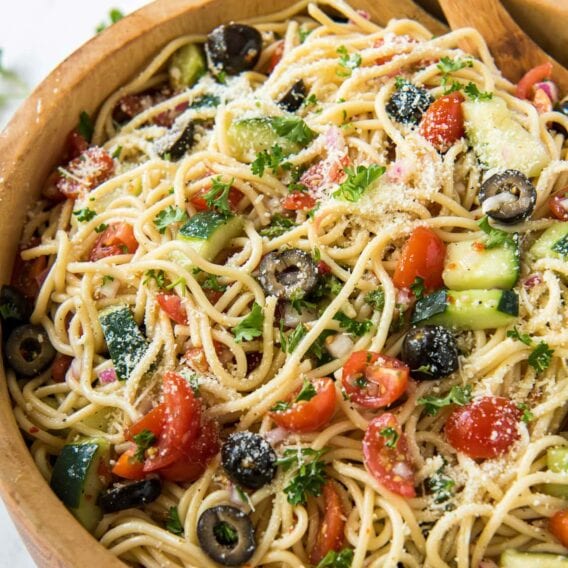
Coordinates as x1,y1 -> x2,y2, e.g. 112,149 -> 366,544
0,2 -> 149,565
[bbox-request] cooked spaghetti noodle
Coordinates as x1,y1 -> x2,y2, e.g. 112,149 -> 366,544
6,1 -> 568,566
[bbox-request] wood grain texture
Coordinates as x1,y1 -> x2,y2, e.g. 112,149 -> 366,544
437,0 -> 568,93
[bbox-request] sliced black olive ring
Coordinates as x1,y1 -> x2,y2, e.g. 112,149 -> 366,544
221,431 -> 277,489
197,505 -> 256,566
5,324 -> 56,377
400,325 -> 459,381
386,82 -> 433,125
98,478 -> 162,514
206,23 -> 262,76
258,248 -> 318,300
478,169 -> 536,224
0,285 -> 32,327
157,121 -> 195,161
278,79 -> 307,112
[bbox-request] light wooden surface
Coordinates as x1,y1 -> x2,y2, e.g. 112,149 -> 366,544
437,0 -> 568,92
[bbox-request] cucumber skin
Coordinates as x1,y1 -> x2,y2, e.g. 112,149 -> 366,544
529,222 -> 568,262
50,439 -> 110,533
540,446 -> 568,498
99,305 -> 149,381
179,211 -> 232,240
500,549 -> 568,567
443,239 -> 519,290
169,44 -> 206,89
412,289 -> 519,330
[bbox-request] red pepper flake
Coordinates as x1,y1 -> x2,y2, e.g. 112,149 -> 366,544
29,426 -> 39,434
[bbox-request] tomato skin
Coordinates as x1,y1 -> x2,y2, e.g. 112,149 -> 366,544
363,413 -> 416,497
550,510 -> 568,547
267,40 -> 284,74
126,404 -> 165,441
156,293 -> 188,325
549,188 -> 568,221
11,250 -> 48,300
112,446 -> 146,480
445,396 -> 521,459
515,62 -> 553,100
342,351 -> 409,409
419,92 -> 464,152
309,480 -> 345,565
282,192 -> 316,211
64,130 -> 90,161
143,372 -> 201,472
392,226 -> 446,291
190,186 -> 242,211
89,222 -> 138,261
270,377 -> 337,432
51,354 -> 73,383
317,261 -> 332,275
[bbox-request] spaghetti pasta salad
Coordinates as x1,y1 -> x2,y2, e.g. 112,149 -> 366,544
4,0 -> 568,566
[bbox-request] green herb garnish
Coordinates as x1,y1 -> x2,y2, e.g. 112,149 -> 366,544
333,164 -> 385,202
132,429 -> 156,462
336,46 -> 362,77
154,205 -> 189,234
73,208 -> 97,222
165,507 -> 184,535
418,385 -> 473,416
232,302 -> 264,342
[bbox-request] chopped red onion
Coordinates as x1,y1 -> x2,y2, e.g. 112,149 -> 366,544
523,274 -> 543,289
534,80 -> 558,104
99,367 -> 117,384
264,426 -> 289,445
326,333 -> 354,359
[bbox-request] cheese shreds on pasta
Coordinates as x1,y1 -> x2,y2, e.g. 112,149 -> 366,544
6,0 -> 568,567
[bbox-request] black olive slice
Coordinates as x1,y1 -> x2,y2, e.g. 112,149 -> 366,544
0,285 -> 32,330
400,325 -> 459,380
386,82 -> 433,125
278,80 -> 307,112
197,505 -> 256,566
158,122 -> 195,161
479,169 -> 536,224
206,24 -> 262,76
99,478 -> 162,513
551,100 -> 568,136
5,324 -> 56,377
221,431 -> 277,489
258,249 -> 318,300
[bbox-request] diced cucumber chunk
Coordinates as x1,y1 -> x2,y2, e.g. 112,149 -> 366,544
412,289 -> 519,330
500,549 -> 568,567
443,239 -> 519,290
540,446 -> 568,498
169,44 -> 206,90
529,222 -> 568,262
463,97 -> 549,177
50,438 -> 110,533
99,306 -> 150,381
178,212 -> 244,262
227,117 -> 303,162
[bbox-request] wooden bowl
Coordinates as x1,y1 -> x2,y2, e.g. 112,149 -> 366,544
0,1 -> 565,566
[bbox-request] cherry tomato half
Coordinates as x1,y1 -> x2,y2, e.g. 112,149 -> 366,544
11,250 -> 48,300
126,404 -> 165,441
309,480 -> 345,565
156,293 -> 188,325
143,371 -> 201,472
190,186 -> 242,211
419,92 -> 464,152
515,62 -> 553,100
445,396 -> 521,459
112,445 -> 145,480
89,222 -> 138,261
270,377 -> 337,432
282,191 -> 316,211
363,413 -> 416,497
392,226 -> 446,291
342,351 -> 409,409
549,188 -> 568,221
267,40 -> 284,74
550,509 -> 568,547
51,354 -> 73,383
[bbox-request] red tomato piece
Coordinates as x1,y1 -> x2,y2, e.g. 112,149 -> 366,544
550,510 -> 568,547
51,354 -> 73,383
89,222 -> 138,261
317,261 -> 332,275
309,480 -> 345,565
363,413 -> 416,497
515,62 -> 553,100
190,186 -> 242,211
549,188 -> 568,221
56,146 -> 114,199
156,293 -> 188,325
267,40 -> 284,74
64,130 -> 89,161
112,445 -> 146,480
445,396 -> 521,459
419,92 -> 465,152
282,192 -> 316,211
126,404 -> 165,441
342,351 -> 409,409
144,372 -> 201,472
11,249 -> 48,300
533,88 -> 552,114
392,226 -> 446,291
270,377 -> 337,432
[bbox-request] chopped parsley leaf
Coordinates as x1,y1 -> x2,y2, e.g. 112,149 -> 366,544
271,116 -> 316,146
436,56 -> 473,75
132,429 -> 156,462
289,289 -> 317,315
380,426 -> 399,448
213,521 -> 238,545
165,507 -> 184,536
77,111 -> 94,142
101,275 -> 114,286
507,326 -> 532,346
143,269 -> 167,289
94,223 -> 108,233
111,146 -> 122,159
464,82 -> 493,101
281,322 -> 308,353
552,234 -> 568,258
73,208 -> 97,222
203,176 -> 235,217
259,213 -> 297,238
201,273 -> 227,292
410,276 -> 426,299
333,164 -> 385,202
298,27 -> 312,43
478,216 -> 515,249
517,403 -> 534,423
251,144 -> 291,177
336,45 -> 362,77
365,288 -> 385,311
95,8 -> 124,33
154,205 -> 188,234
528,341 -> 554,373
333,312 -> 372,336
232,302 -> 264,342
304,93 -> 318,107
427,465 -> 455,504
270,401 -> 290,412
316,548 -> 354,568
277,448 -> 327,505
418,385 -> 473,416
295,378 -> 317,402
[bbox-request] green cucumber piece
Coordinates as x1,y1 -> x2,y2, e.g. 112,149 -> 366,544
529,222 -> 568,262
541,446 -> 568,498
99,305 -> 150,381
500,549 -> 568,567
50,438 -> 110,533
412,289 -> 519,330
178,212 -> 244,262
463,97 -> 549,178
169,44 -> 206,90
227,117 -> 303,162
443,238 -> 519,290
